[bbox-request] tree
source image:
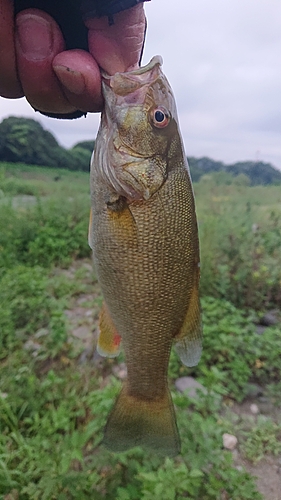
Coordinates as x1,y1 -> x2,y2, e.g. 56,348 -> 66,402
72,140 -> 95,153
69,147 -> 92,172
0,116 -> 77,170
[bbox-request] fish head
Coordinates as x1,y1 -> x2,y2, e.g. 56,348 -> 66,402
94,56 -> 183,201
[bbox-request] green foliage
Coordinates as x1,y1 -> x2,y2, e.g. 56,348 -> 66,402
69,147 -> 91,172
227,160 -> 281,186
0,117 -> 94,172
169,297 -> 281,401
210,171 -> 235,185
240,416 -> 281,463
0,174 -> 40,196
72,140 -> 95,153
0,266 -> 67,359
188,155 -> 281,185
253,325 -> 281,384
233,173 -> 251,186
0,197 -> 90,272
0,367 -> 262,500
196,183 -> 281,310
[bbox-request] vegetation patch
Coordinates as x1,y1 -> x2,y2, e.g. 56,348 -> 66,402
0,163 -> 280,499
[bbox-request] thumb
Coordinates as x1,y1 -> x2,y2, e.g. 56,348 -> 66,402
85,4 -> 146,75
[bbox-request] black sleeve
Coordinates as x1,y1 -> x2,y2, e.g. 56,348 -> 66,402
14,0 -> 149,51
81,1 -> 149,22
14,0 -> 149,120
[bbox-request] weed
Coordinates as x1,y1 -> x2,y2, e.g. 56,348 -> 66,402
0,265 -> 68,358
241,415 -> 281,463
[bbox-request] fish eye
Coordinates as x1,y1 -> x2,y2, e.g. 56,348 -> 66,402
155,110 -> 165,122
152,107 -> 170,128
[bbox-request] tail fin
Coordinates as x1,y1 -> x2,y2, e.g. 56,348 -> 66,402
103,383 -> 180,457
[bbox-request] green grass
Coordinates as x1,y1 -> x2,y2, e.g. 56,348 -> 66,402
195,180 -> 281,309
0,361 -> 264,499
0,162 -> 90,202
0,162 -> 281,499
1,162 -> 281,310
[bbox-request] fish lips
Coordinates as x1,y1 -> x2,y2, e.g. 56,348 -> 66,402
102,56 -> 163,98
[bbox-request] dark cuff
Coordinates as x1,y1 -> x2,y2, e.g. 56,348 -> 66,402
81,0 -> 150,20
33,109 -> 87,120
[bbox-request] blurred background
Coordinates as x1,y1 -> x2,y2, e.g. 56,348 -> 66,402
0,1 -> 280,499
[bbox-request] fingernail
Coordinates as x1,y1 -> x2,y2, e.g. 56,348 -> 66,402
16,14 -> 53,60
53,66 -> 86,95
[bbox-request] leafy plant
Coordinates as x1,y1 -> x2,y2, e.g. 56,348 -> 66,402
240,415 -> 281,464
0,265 -> 67,358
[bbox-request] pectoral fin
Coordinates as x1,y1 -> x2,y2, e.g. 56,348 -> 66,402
174,268 -> 202,367
97,303 -> 121,358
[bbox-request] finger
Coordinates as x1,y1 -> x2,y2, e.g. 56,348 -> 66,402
15,9 -> 76,114
85,4 -> 146,75
0,0 -> 23,97
53,49 -> 103,113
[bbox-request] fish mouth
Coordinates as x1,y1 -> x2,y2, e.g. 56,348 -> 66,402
102,56 -> 163,97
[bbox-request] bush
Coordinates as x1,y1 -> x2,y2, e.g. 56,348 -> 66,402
0,266 -> 67,359
0,197 -> 91,272
69,146 -> 92,172
197,184 -> 281,310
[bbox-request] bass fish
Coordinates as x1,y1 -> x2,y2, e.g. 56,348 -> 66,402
89,56 -> 202,457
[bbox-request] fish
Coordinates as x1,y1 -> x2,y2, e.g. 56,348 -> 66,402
88,56 -> 202,457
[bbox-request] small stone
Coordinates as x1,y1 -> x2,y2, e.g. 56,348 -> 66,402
34,328 -> 49,338
258,396 -> 269,403
4,489 -> 19,500
235,465 -> 243,472
255,325 -> 266,335
83,262 -> 93,270
0,392 -> 8,399
112,363 -> 127,380
72,326 -> 90,340
77,296 -> 89,305
250,403 -> 259,414
23,340 -> 41,352
246,383 -> 263,398
260,311 -> 279,326
78,347 -> 94,365
252,223 -> 259,233
223,433 -> 238,450
175,376 -> 207,398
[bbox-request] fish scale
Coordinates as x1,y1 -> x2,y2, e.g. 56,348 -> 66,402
89,56 -> 202,456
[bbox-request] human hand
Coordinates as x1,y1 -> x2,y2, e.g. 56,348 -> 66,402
0,1 -> 146,116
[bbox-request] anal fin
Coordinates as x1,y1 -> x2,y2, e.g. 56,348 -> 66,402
174,267 -> 202,367
97,302 -> 121,358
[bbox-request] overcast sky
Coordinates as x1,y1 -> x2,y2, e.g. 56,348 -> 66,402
0,0 -> 280,169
